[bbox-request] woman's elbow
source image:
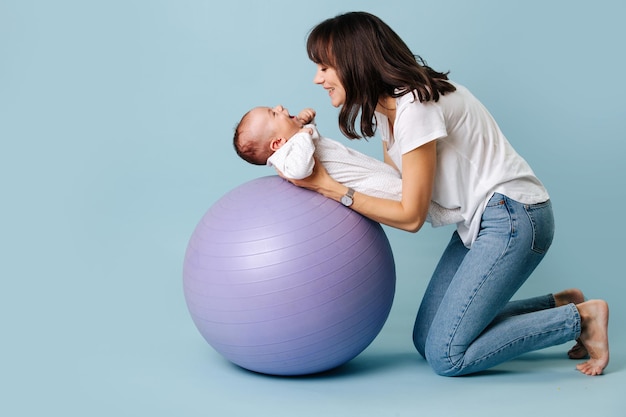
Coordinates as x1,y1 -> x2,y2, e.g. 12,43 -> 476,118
400,217 -> 426,233
405,224 -> 423,234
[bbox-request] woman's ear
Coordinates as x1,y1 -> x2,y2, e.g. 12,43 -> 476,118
270,137 -> 286,151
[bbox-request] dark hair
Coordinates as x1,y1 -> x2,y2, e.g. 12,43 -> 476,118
307,11 -> 456,139
233,112 -> 270,165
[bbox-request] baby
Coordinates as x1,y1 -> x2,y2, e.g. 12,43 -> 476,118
233,105 -> 461,226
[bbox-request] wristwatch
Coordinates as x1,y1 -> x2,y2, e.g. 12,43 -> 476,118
341,187 -> 355,207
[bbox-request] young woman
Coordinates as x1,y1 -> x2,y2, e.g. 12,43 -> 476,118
287,11 -> 609,376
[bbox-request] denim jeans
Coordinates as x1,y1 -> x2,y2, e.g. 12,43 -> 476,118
413,193 -> 581,376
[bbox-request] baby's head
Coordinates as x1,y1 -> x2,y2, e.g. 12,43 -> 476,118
233,105 -> 303,165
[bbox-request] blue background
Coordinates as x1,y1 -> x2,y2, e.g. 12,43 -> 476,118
2,1 -> 624,416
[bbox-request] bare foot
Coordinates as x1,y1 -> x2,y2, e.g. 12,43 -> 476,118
553,289 -> 589,359
575,299 -> 609,376
554,288 -> 585,306
567,341 -> 589,359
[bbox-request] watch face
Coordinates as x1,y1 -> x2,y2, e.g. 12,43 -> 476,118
341,195 -> 353,206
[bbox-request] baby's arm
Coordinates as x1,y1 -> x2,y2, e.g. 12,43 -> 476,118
267,130 -> 316,179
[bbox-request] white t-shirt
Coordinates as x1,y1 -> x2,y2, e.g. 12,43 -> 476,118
377,81 -> 549,247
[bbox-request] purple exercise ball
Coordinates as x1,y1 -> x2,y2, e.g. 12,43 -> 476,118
183,176 -> 396,376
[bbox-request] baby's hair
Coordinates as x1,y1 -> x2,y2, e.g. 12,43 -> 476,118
233,111 -> 271,165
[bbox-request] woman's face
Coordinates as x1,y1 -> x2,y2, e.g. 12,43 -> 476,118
313,64 -> 345,108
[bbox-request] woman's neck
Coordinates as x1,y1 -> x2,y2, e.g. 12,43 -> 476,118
376,96 -> 396,118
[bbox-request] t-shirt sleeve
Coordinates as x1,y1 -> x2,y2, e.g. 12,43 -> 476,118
395,99 -> 448,155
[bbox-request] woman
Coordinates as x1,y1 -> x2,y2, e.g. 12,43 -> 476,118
289,11 -> 609,376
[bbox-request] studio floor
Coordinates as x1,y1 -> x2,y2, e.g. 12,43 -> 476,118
13,311 -> 620,417
172,322 -> 624,417
5,226 -> 622,417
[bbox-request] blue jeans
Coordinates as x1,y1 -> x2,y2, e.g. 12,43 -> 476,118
413,193 -> 581,376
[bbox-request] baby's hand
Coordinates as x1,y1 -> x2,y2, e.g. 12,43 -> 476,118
297,108 -> 316,125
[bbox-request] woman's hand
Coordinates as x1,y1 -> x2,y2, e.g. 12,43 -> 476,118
279,156 -> 333,193
297,126 -> 314,136
277,142 -> 435,234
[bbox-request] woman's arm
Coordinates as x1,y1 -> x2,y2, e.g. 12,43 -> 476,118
289,140 -> 437,233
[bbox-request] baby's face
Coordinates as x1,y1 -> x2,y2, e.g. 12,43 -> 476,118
249,105 -> 303,141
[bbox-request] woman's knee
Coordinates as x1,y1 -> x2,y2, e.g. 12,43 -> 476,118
424,338 -> 465,377
425,354 -> 462,377
412,328 -> 426,358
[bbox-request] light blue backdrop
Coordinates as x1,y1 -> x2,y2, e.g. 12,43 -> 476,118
2,1 -> 624,416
